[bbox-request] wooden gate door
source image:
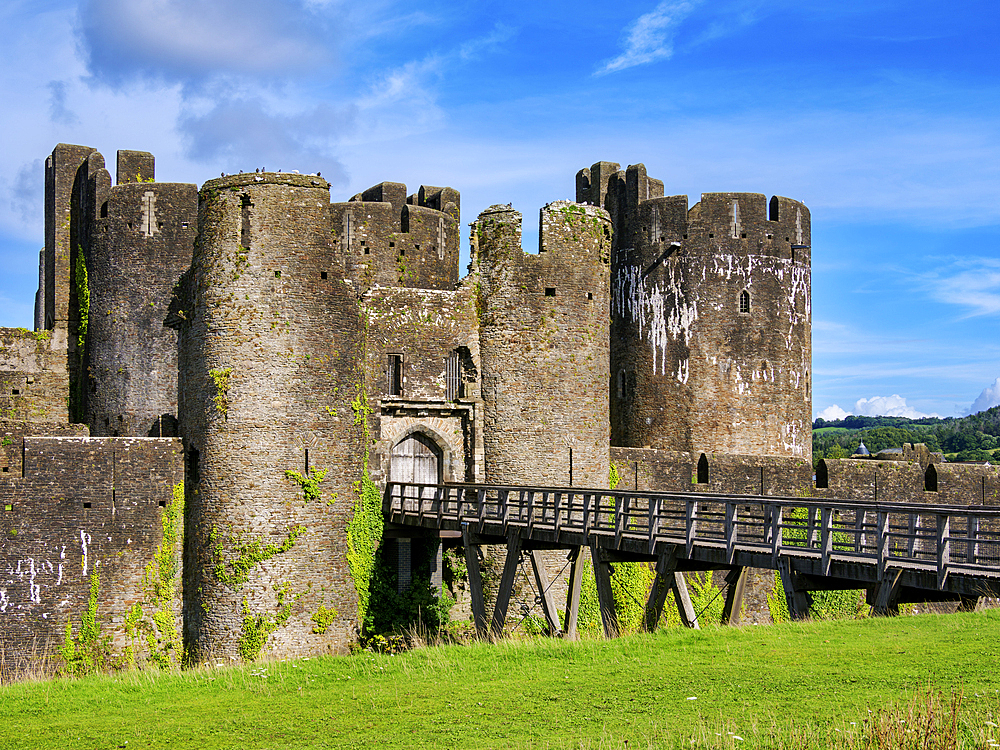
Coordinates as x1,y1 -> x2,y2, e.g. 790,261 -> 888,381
389,434 -> 442,593
390,433 -> 442,506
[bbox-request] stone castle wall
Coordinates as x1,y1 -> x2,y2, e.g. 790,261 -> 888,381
178,173 -> 364,661
21,142 -> 1000,662
0,329 -> 69,424
474,201 -> 611,488
585,161 -> 811,460
86,177 -> 197,437
0,430 -> 182,674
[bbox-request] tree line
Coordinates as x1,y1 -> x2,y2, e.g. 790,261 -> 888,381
812,405 -> 1000,466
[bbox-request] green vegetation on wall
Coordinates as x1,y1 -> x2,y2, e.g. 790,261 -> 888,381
344,368 -> 453,639
238,583 -> 297,662
208,367 -> 232,416
74,251 -> 89,353
140,482 -> 184,667
59,563 -> 109,676
69,249 -> 90,421
211,524 -> 305,588
284,467 -> 328,503
575,464 -> 657,635
345,387 -> 382,626
766,507 -> 867,623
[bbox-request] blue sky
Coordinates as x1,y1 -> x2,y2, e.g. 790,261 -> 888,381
1,0 -> 998,419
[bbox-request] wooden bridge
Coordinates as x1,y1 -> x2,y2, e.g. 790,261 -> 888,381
383,482 -> 1000,638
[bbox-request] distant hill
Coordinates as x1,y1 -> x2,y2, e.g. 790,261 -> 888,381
812,406 -> 1000,466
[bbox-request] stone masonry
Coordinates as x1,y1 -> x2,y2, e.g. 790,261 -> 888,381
3,142 -> 996,670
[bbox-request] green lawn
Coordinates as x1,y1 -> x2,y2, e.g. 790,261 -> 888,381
2,611 -> 1000,749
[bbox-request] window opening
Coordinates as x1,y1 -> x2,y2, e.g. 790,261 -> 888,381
925,465 -> 938,492
739,290 -> 751,314
446,350 -> 461,400
321,271 -> 328,279
388,354 -> 403,396
697,453 -> 709,484
545,288 -> 556,297
816,460 -> 829,489
240,194 -> 252,248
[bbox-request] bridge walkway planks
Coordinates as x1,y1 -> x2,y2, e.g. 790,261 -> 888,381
383,482 -> 1000,638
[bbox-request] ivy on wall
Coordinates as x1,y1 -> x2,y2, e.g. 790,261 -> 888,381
139,482 -> 185,667
345,387 -> 383,626
58,563 -> 109,676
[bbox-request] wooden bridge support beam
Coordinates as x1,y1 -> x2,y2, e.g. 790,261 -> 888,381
491,532 -> 523,639
564,547 -> 584,640
958,595 -> 984,612
590,540 -> 620,638
777,558 -> 811,620
870,569 -> 903,617
721,566 -> 749,626
644,555 -> 674,632
462,525 -> 489,638
671,572 -> 700,629
529,550 -> 562,636
642,551 -> 700,631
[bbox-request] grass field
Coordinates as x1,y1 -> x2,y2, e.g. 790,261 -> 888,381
2,611 -> 1000,749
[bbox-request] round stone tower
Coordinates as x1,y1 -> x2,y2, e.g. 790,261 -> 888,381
178,172 -> 363,661
473,201 -> 611,487
590,162 -> 811,460
86,180 -> 197,436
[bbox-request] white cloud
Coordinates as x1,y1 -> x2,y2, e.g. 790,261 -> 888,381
853,395 -> 940,419
596,1 -> 701,75
77,0 -> 334,84
969,378 -> 1000,414
922,257 -> 1000,318
817,404 -> 849,421
816,396 -> 941,420
179,96 -> 355,181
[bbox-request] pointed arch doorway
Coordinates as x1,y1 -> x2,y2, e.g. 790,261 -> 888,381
390,432 -> 442,487
389,432 -> 443,594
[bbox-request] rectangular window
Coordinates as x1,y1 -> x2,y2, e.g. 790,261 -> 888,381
446,351 -> 461,401
388,354 -> 404,396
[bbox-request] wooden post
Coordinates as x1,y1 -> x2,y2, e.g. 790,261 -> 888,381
725,503 -> 738,563
820,507 -> 833,576
685,499 -> 698,558
462,524 -> 489,638
529,550 -> 562,636
777,557 -> 810,620
490,532 -> 523,639
670,572 -> 700,629
564,547 -> 584,640
721,566 -> 748,626
871,569 -> 902,616
644,550 -> 677,632
589,539 -> 620,638
967,513 -> 981,566
770,504 -> 783,568
877,511 -> 890,576
937,514 -> 951,590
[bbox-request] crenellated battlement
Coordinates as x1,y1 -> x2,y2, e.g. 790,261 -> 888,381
336,180 -> 460,292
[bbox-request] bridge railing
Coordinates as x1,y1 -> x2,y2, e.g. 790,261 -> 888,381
384,482 -> 1000,583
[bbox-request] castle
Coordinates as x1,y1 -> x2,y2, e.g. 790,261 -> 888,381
1,144 -> 997,671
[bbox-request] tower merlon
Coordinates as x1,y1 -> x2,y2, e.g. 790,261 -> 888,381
116,150 -> 154,185
355,181 -> 407,217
